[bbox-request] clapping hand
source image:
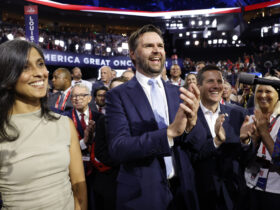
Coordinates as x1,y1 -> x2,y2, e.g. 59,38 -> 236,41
240,115 -> 256,144
214,114 -> 226,146
84,120 -> 96,145
167,83 -> 200,138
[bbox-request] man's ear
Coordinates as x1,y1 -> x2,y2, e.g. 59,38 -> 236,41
88,96 -> 92,103
130,50 -> 135,61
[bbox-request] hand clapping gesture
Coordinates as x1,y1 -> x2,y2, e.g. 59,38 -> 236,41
214,114 -> 226,146
240,115 -> 256,145
84,120 -> 96,145
167,83 -> 200,138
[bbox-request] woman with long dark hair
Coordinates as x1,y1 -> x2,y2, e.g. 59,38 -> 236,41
0,39 -> 87,209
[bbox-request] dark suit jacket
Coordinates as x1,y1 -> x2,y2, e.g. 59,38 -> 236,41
230,100 -> 241,106
48,91 -> 73,111
188,104 -> 254,210
93,115 -> 119,210
106,77 -> 204,210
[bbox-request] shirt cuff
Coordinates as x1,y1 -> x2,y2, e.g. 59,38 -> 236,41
168,137 -> 174,148
213,139 -> 219,148
241,138 -> 252,147
80,139 -> 87,150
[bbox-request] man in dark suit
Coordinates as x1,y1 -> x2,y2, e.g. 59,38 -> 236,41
188,65 -> 254,210
106,24 -> 202,210
48,67 -> 73,112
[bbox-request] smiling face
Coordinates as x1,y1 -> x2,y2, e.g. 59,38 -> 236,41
256,85 -> 278,113
14,47 -> 49,105
170,65 -> 181,79
198,70 -> 223,111
130,32 -> 165,77
186,74 -> 197,86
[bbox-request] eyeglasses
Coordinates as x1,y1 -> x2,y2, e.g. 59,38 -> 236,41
71,94 -> 89,99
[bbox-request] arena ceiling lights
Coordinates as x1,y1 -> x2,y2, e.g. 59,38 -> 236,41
25,0 -> 280,18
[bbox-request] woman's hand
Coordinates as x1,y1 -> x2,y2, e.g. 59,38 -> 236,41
214,114 -> 226,147
254,109 -> 270,135
240,115 -> 256,144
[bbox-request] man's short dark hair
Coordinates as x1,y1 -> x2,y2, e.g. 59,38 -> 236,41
197,65 -> 222,85
128,24 -> 163,53
94,86 -> 109,97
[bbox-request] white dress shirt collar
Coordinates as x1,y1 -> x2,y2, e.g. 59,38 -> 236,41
200,101 -> 221,115
136,71 -> 163,88
63,86 -> 72,95
200,101 -> 221,138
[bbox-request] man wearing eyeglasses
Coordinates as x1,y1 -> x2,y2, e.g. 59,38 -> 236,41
64,83 -> 103,210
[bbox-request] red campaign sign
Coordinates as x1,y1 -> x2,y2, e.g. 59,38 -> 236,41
24,5 -> 38,15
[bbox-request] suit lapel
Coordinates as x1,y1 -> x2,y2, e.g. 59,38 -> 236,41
198,107 -> 212,138
163,81 -> 178,124
220,105 -> 230,132
126,77 -> 156,124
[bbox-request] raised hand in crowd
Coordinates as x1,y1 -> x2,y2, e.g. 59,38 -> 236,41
214,114 -> 226,146
240,115 -> 256,145
254,109 -> 275,155
167,83 -> 200,138
83,120 -> 96,145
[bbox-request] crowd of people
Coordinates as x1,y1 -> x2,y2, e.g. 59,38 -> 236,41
1,21 -> 280,76
0,23 -> 129,56
0,24 -> 280,210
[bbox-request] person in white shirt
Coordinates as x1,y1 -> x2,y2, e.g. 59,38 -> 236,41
244,76 -> 280,210
188,64 -> 253,210
168,64 -> 185,86
71,67 -> 92,93
106,24 -> 201,210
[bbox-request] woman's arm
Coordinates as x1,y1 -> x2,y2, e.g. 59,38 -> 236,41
69,119 -> 88,210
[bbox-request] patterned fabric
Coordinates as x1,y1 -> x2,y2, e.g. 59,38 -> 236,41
272,129 -> 280,166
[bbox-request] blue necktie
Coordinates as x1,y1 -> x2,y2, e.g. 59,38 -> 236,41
148,79 -> 173,178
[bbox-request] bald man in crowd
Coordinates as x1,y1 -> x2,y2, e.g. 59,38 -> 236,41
121,70 -> 135,81
91,66 -> 112,98
48,67 -> 73,111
